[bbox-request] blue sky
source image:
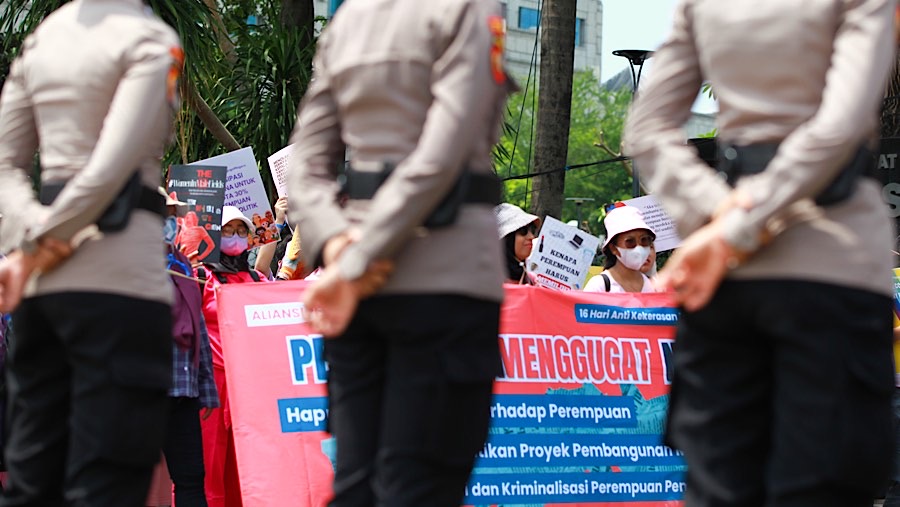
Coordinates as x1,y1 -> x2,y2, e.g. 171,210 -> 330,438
600,0 -> 717,113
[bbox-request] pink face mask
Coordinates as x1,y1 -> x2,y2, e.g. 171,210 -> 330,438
220,235 -> 248,256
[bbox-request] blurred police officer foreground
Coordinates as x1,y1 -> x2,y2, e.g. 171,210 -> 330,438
624,1 -> 898,506
287,0 -> 516,504
0,0 -> 182,504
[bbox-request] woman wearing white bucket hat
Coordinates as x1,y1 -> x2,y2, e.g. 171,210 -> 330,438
584,206 -> 656,293
494,203 -> 541,284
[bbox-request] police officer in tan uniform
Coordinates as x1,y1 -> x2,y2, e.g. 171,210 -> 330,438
624,1 -> 897,506
0,0 -> 181,504
287,0 -> 513,504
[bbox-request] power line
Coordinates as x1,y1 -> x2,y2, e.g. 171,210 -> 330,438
501,155 -> 629,181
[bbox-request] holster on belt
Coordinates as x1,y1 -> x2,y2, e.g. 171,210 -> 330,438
339,163 -> 502,228
40,172 -> 165,232
717,142 -> 876,206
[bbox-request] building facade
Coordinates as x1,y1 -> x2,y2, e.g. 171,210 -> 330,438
501,0 -> 603,80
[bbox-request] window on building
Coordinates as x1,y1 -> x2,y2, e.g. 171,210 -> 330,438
518,7 -> 539,30
575,18 -> 585,47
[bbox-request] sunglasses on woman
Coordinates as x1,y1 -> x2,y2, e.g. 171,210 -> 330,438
617,234 -> 654,249
516,224 -> 538,236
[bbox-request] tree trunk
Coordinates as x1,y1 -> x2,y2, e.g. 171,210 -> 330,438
282,0 -> 315,48
530,0 -> 576,221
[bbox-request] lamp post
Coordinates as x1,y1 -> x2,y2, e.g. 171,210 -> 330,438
613,49 -> 653,198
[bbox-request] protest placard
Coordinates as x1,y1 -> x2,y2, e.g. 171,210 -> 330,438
621,195 -> 682,252
267,144 -> 293,198
528,216 -> 601,291
191,147 -> 279,248
167,164 -> 227,263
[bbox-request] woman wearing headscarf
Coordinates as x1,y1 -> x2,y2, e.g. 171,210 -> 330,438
493,203 -> 541,285
197,206 -> 267,507
584,206 -> 657,293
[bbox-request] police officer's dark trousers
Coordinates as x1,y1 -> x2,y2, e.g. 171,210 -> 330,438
325,294 -> 501,507
2,292 -> 172,507
666,280 -> 893,507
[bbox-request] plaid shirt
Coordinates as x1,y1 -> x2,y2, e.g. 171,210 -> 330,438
170,313 -> 219,408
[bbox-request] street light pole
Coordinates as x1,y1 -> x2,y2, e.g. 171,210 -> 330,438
613,49 -> 653,198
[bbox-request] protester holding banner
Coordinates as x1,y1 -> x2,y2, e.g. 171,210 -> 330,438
197,206 -> 268,507
494,203 -> 540,284
623,1 -> 897,506
287,0 -> 513,504
0,1 -> 182,504
584,206 -> 657,293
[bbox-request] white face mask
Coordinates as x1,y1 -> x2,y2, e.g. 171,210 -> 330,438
616,245 -> 651,271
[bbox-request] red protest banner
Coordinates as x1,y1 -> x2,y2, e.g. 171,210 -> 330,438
217,282 -> 684,506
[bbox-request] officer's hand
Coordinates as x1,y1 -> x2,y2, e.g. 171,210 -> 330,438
656,220 -> 736,312
302,266 -> 361,338
33,237 -> 73,274
0,251 -> 36,313
201,407 -> 215,421
356,260 -> 394,298
713,188 -> 754,219
322,228 -> 361,267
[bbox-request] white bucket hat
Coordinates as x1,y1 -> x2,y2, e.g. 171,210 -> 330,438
221,205 -> 254,231
602,205 -> 655,250
494,203 -> 540,239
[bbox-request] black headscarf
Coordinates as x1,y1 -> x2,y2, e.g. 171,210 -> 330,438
503,232 -> 528,284
205,250 -> 251,275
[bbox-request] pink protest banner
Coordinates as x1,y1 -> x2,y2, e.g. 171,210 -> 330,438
217,281 -> 333,507
217,282 -> 684,506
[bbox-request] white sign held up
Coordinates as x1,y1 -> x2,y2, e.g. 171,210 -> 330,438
191,147 -> 279,247
527,216 -> 601,291
621,195 -> 682,252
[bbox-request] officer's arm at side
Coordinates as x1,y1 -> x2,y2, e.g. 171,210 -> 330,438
335,0 -> 502,280
29,30 -> 181,245
0,56 -> 44,254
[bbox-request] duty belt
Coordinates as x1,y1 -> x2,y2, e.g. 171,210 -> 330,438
716,142 -> 876,206
340,165 -> 502,204
340,164 -> 502,229
40,172 -> 165,232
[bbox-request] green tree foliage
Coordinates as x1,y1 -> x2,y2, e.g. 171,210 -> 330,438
498,70 -> 634,236
0,0 -> 317,196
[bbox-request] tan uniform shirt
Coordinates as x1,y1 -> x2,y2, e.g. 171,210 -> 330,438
288,0 -> 512,302
624,0 -> 897,296
0,0 -> 180,303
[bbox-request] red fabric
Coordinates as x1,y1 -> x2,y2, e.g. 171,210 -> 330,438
201,366 -> 242,507
200,270 -> 267,369
198,269 -> 265,507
